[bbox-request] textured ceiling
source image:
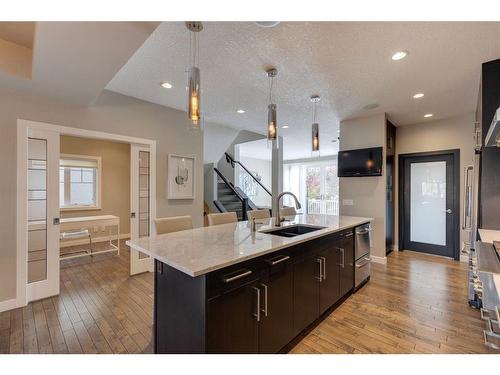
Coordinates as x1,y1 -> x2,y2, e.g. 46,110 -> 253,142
107,22 -> 500,160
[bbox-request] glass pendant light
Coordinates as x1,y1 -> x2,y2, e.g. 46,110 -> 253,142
186,22 -> 203,130
311,95 -> 321,152
266,68 -> 278,141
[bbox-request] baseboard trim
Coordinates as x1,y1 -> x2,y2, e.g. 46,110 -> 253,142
371,255 -> 387,264
0,298 -> 20,313
60,233 -> 130,248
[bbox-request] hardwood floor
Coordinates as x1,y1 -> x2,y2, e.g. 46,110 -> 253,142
0,244 -> 496,354
0,240 -> 153,354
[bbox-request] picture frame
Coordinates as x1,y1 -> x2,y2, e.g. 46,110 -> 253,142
167,154 -> 195,199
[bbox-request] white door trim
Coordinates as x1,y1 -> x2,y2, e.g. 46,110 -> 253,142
15,118 -> 157,311
129,144 -> 155,275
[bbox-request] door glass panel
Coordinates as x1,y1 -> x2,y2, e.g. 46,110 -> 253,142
27,138 -> 48,283
138,151 -> 150,259
305,166 -> 321,214
324,165 -> 339,215
410,161 -> 446,245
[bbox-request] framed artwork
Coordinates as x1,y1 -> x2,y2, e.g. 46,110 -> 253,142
167,154 -> 195,199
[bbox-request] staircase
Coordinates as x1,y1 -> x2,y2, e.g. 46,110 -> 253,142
216,177 -> 245,220
212,167 -> 259,221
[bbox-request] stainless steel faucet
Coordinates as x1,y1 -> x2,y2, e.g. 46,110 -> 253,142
275,192 -> 302,227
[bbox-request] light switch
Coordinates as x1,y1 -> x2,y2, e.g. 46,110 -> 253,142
342,199 -> 354,206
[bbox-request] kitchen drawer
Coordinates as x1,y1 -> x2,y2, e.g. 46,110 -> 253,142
355,256 -> 371,286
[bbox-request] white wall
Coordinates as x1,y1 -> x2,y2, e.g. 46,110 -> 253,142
339,113 -> 387,262
0,87 -> 204,303
203,123 -> 239,164
395,112 -> 475,260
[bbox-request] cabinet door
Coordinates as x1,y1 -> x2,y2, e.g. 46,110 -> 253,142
292,254 -> 321,336
207,281 -> 260,353
259,258 -> 294,353
339,231 -> 355,297
319,245 -> 341,314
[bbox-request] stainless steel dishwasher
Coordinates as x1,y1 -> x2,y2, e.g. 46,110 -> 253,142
354,223 -> 372,289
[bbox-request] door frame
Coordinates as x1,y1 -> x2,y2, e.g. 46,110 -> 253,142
16,119 -> 156,309
129,144 -> 154,275
398,149 -> 460,260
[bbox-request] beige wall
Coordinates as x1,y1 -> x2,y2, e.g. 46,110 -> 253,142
395,112 -> 475,259
0,87 -> 204,303
60,135 -> 131,237
339,113 -> 387,261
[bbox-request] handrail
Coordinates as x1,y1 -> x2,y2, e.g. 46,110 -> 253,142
224,152 -> 272,196
213,167 -> 249,220
214,167 -> 245,202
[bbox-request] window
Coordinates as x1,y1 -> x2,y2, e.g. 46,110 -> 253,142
59,154 -> 101,210
283,160 -> 339,216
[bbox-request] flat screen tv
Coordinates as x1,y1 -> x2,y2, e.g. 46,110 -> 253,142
337,147 -> 383,177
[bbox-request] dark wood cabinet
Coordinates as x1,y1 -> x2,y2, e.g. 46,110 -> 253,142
155,226 -> 364,354
207,280 -> 260,353
318,239 -> 341,314
292,252 -> 321,335
339,231 -> 354,297
258,256 -> 294,353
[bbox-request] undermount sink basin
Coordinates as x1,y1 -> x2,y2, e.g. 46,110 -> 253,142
262,224 -> 326,238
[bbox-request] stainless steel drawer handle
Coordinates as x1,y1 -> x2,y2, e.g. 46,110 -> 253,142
266,255 -> 290,266
320,256 -> 326,280
356,257 -> 371,268
355,228 -> 371,234
222,269 -> 252,283
316,258 -> 323,282
344,232 -> 353,238
260,283 -> 268,317
252,287 -> 261,322
340,248 -> 345,268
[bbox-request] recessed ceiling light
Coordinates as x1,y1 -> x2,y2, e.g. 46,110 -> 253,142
424,113 -> 433,118
256,21 -> 280,28
282,125 -> 289,129
236,109 -> 245,114
160,82 -> 173,89
363,103 -> 379,110
413,93 -> 424,99
391,50 -> 408,61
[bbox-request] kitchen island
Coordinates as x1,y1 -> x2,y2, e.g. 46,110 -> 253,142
127,214 -> 373,354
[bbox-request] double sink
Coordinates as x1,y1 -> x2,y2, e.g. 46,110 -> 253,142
261,224 -> 326,238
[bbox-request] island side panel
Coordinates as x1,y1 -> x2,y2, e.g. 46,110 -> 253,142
154,260 -> 207,353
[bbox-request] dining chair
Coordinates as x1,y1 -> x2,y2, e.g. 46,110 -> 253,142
207,212 -> 238,226
154,215 -> 193,234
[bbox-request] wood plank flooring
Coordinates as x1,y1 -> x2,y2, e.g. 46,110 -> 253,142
0,243 -> 496,354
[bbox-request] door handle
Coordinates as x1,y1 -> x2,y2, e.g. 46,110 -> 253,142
340,248 -> 345,268
443,209 -> 452,214
316,258 -> 323,282
320,256 -> 326,280
266,255 -> 290,266
260,284 -> 268,317
252,287 -> 261,322
222,269 -> 252,283
53,218 -> 60,225
131,212 -> 136,218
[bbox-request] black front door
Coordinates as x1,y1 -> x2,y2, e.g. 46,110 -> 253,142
399,150 -> 459,259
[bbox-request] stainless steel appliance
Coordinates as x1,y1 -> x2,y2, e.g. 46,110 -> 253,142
354,223 -> 372,289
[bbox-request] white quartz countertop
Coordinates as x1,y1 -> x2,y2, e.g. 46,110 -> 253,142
479,229 -> 500,244
126,214 -> 373,277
